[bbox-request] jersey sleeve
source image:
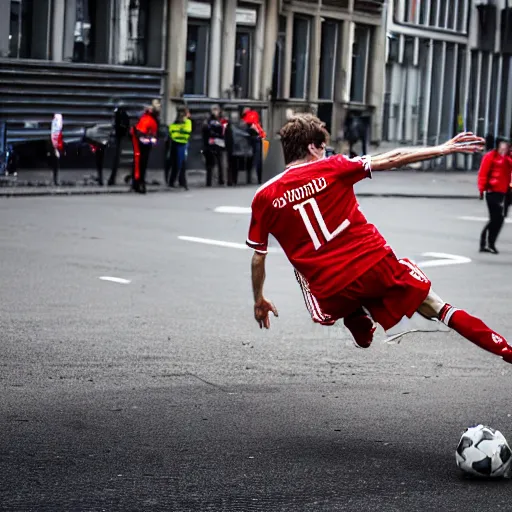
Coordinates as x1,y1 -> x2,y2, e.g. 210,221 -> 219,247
246,194 -> 270,254
329,154 -> 372,185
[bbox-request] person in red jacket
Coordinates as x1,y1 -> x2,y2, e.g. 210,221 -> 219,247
242,108 -> 266,184
478,139 -> 512,253
131,99 -> 160,194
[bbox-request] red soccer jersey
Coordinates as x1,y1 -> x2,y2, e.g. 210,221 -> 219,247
246,154 -> 392,299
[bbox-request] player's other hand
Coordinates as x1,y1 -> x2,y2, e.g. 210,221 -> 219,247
444,132 -> 485,153
480,192 -> 484,200
254,297 -> 278,329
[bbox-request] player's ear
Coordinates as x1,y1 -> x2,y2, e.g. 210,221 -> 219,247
308,143 -> 325,160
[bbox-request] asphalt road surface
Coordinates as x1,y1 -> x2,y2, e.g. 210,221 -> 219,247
1,187 -> 511,511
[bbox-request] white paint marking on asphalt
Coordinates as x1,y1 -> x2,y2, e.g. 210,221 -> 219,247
458,215 -> 512,223
178,236 -> 282,253
416,252 -> 471,268
214,206 -> 251,214
99,276 -> 131,284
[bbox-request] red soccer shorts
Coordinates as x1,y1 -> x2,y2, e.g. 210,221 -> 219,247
296,253 -> 431,331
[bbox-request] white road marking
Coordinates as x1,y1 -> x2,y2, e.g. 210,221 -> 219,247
416,252 -> 471,268
178,236 -> 282,253
458,215 -> 512,223
99,276 -> 131,284
214,206 -> 251,214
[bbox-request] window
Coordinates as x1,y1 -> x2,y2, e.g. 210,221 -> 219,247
290,15 -> 310,99
9,0 -> 48,59
115,0 -> 149,66
350,25 -> 371,103
318,20 -> 338,100
185,22 -> 209,95
233,30 -> 252,98
73,0 -> 95,62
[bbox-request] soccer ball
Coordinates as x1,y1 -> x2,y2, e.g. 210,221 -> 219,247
455,425 -> 512,478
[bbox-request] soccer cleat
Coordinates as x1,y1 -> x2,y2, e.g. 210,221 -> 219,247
344,311 -> 376,349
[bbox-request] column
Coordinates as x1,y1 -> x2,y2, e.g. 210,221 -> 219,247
331,20 -> 354,152
260,0 -> 279,101
52,0 -> 66,61
220,0 -> 237,98
308,14 -> 322,102
335,20 -> 354,104
368,21 -> 386,143
208,0 -> 223,98
282,12 -> 294,99
63,0 -> 77,61
166,0 -> 188,124
0,1 -> 11,57
252,1 -> 266,100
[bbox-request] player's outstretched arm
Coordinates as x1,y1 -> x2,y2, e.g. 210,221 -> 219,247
371,132 -> 485,171
251,252 -> 278,329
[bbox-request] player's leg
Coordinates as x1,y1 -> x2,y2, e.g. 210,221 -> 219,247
418,290 -> 512,363
487,193 -> 506,253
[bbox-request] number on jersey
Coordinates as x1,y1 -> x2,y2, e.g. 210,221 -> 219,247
293,198 -> 350,250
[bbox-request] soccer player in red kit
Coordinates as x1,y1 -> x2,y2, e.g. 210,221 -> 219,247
247,114 -> 512,364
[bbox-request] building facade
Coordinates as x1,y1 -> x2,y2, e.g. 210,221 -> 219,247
384,0 -> 512,169
166,0 -> 386,146
0,0 -> 386,168
1,0 -> 165,151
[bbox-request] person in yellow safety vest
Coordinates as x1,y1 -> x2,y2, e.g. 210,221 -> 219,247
167,106 -> 192,190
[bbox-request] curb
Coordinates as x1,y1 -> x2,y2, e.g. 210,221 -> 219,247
355,193 -> 476,200
0,190 -> 478,199
0,187 -> 167,198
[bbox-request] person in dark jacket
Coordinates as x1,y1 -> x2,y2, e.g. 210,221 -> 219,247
225,117 -> 254,186
344,113 -> 368,156
131,99 -> 160,194
202,105 -> 226,186
478,139 -> 512,253
108,106 -> 131,186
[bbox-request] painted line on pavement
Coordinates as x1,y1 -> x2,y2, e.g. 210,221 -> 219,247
178,236 -> 282,253
99,276 -> 131,284
214,206 -> 251,214
416,252 -> 471,268
458,215 -> 512,223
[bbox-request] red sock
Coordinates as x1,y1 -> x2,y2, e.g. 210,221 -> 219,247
439,304 -> 512,362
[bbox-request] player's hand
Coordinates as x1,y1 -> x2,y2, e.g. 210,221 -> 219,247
443,132 -> 485,154
254,297 -> 278,329
480,192 -> 484,200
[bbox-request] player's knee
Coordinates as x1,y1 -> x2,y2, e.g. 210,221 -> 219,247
418,289 -> 445,319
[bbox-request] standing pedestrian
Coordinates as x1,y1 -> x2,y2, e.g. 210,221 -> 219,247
108,106 -> 130,186
202,105 -> 226,186
168,106 -> 192,190
242,108 -> 266,185
225,114 -> 253,186
131,99 -> 160,194
50,113 -> 64,186
478,139 -> 512,254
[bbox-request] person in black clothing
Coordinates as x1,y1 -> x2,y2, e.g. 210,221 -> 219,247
344,113 -> 368,156
225,117 -> 254,186
108,106 -> 131,186
202,105 -> 226,186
